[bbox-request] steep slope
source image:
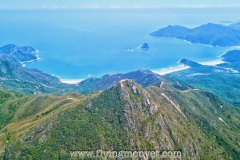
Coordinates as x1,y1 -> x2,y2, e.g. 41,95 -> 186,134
0,91 -> 87,157
1,80 -> 239,159
0,89 -> 23,132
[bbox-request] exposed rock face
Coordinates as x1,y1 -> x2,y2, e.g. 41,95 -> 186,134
20,122 -> 53,145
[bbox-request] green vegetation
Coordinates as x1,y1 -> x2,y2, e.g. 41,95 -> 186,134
0,79 -> 239,159
167,66 -> 240,106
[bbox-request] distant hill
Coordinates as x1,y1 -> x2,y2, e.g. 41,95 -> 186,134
78,70 -> 163,93
151,23 -> 240,46
229,22 -> 240,30
180,59 -> 203,68
167,55 -> 240,106
0,44 -> 38,62
222,50 -> 240,63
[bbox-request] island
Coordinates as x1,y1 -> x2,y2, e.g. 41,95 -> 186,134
150,23 -> 240,47
140,43 -> 150,50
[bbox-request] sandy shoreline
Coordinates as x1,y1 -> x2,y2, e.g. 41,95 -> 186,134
153,65 -> 190,75
59,59 -> 225,84
199,59 -> 224,66
153,59 -> 224,75
59,79 -> 83,85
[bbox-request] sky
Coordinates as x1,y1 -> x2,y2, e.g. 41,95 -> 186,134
0,0 -> 240,9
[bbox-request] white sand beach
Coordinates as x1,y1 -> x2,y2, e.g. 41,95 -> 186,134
153,59 -> 225,75
59,59 -> 225,83
153,65 -> 190,75
59,79 -> 83,85
199,59 -> 224,66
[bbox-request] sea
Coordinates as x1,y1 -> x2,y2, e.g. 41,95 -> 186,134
0,8 -> 239,79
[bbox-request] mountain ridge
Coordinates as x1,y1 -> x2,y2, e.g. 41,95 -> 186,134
1,79 -> 239,159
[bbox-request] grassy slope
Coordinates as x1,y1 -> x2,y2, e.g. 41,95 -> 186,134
0,91 -> 89,157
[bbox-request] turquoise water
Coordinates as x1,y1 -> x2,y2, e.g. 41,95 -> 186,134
0,8 -> 239,79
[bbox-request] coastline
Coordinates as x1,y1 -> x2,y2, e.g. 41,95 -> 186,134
59,59 -> 225,83
153,59 -> 225,75
153,65 -> 190,75
24,47 -> 227,83
24,54 -> 226,83
199,59 -> 224,66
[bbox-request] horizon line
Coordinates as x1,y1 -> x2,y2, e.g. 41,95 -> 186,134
1,4 -> 240,10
